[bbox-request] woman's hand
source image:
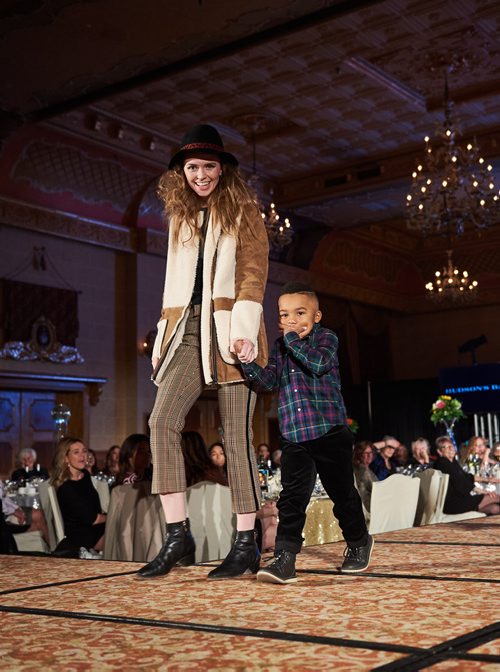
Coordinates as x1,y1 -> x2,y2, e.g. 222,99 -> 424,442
231,338 -> 255,363
93,513 -> 107,525
152,356 -> 159,370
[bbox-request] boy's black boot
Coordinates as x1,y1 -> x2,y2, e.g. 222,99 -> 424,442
137,519 -> 195,578
207,530 -> 260,579
340,534 -> 374,573
257,550 -> 297,584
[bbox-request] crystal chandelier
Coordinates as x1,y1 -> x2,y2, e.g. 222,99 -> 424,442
406,71 -> 500,236
425,249 -> 478,300
261,196 -> 293,252
247,128 -> 294,254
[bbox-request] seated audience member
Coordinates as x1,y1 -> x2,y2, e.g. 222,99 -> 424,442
0,480 -> 50,546
182,431 -> 228,488
353,441 -> 378,512
208,442 -> 229,486
462,436 -> 496,472
102,444 -> 120,480
434,436 -> 500,516
50,437 -> 106,557
370,438 -> 398,481
256,442 -> 271,465
492,442 -> 500,463
393,443 -> 409,470
115,434 -> 152,486
85,448 -> 99,476
11,448 -> 49,481
409,438 -> 432,470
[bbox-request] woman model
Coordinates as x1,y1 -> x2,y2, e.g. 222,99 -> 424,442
138,124 -> 268,580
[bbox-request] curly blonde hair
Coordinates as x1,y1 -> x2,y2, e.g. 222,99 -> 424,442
157,164 -> 261,245
50,436 -> 85,489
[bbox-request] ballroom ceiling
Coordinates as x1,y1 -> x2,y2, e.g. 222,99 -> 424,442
1,0 -> 499,235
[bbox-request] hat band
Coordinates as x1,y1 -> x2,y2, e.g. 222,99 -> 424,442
181,142 -> 224,153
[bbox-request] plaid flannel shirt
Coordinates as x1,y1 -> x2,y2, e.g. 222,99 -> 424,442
242,323 -> 347,443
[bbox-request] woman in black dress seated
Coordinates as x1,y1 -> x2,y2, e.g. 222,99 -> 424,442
434,436 -> 500,516
50,437 -> 106,557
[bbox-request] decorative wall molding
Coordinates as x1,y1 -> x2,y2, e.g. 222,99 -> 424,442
0,196 -> 134,252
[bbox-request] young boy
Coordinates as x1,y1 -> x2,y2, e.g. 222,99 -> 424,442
236,281 -> 373,584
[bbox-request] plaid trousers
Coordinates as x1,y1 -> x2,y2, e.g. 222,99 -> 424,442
149,305 -> 261,514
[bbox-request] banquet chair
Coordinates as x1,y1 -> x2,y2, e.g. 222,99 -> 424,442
434,472 -> 486,523
368,474 -> 420,534
12,530 -> 49,553
413,468 -> 442,526
186,481 -> 236,563
91,477 -> 110,513
103,481 -> 165,562
38,479 -> 66,551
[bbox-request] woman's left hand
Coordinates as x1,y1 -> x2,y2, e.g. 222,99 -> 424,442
231,338 -> 255,363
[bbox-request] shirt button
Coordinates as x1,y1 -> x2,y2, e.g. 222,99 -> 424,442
291,369 -> 295,373
297,407 -> 301,412
294,389 -> 298,392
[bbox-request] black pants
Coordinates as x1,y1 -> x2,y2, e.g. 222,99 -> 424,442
276,425 -> 368,554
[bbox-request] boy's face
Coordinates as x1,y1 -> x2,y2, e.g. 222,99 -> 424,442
278,293 -> 322,339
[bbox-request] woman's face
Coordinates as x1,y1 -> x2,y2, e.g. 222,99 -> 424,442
86,451 -> 96,468
258,444 -> 270,460
66,441 -> 87,473
471,438 -> 488,457
360,446 -> 374,467
381,444 -> 396,460
108,447 -> 120,467
413,442 -> 429,463
183,157 -> 222,198
133,441 -> 152,473
210,445 -> 225,468
438,441 -> 455,462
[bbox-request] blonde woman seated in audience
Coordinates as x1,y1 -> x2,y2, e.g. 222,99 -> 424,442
11,447 -> 49,482
434,436 -> 500,516
462,436 -> 496,472
353,441 -> 378,512
50,437 -> 106,558
115,434 -> 152,486
408,438 -> 431,471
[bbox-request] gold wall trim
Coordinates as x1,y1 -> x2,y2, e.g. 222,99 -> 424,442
0,196 -> 170,255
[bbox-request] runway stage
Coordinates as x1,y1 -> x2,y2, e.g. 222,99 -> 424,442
1,516 -> 499,671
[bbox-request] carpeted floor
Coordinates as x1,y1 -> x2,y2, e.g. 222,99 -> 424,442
0,516 -> 499,671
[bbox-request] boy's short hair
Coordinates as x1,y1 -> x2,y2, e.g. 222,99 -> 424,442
280,281 -> 317,298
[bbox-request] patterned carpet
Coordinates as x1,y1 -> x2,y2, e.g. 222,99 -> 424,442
1,516 -> 499,671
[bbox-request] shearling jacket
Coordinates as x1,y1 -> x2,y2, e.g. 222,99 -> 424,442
151,209 -> 269,386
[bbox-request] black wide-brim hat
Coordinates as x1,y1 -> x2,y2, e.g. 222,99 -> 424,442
169,124 -> 238,169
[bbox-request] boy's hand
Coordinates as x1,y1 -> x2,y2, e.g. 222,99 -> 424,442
281,324 -> 309,338
231,338 -> 256,363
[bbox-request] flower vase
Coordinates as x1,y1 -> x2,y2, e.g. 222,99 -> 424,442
442,419 -> 458,452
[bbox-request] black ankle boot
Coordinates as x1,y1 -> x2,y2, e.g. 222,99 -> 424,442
207,530 -> 260,580
137,519 -> 195,579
